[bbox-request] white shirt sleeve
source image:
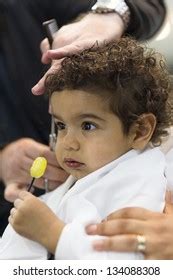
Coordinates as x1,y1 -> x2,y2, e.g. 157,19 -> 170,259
55,221 -> 142,260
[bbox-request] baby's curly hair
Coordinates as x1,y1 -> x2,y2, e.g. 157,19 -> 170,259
45,37 -> 173,145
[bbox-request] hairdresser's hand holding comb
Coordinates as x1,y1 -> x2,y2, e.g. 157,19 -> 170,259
32,12 -> 124,95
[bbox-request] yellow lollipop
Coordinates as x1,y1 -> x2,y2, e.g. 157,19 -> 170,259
28,157 -> 47,191
30,157 -> 47,178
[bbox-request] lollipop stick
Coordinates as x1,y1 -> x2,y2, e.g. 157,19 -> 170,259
28,177 -> 35,192
28,157 -> 47,192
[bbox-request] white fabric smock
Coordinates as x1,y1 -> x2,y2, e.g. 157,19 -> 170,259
165,148 -> 173,190
0,148 -> 167,259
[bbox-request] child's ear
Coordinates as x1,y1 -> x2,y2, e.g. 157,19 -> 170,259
130,113 -> 156,150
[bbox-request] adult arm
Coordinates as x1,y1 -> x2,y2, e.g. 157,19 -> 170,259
125,0 -> 166,40
32,0 -> 166,95
27,0 -> 95,27
44,0 -> 166,39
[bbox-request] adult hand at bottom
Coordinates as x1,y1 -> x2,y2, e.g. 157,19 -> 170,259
86,203 -> 173,259
1,138 -> 68,202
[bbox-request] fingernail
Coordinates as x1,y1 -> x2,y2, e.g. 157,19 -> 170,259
85,224 -> 97,234
93,240 -> 104,251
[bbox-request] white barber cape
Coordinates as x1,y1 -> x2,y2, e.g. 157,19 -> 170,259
0,148 -> 167,259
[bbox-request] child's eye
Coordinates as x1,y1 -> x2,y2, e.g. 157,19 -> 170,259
82,122 -> 96,131
55,122 -> 65,130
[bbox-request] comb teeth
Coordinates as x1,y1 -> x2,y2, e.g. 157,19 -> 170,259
30,157 -> 47,178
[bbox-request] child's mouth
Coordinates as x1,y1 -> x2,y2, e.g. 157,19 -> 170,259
64,158 -> 84,169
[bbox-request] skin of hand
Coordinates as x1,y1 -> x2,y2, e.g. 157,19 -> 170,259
86,202 -> 173,259
9,191 -> 65,254
1,138 -> 68,202
32,12 -> 124,95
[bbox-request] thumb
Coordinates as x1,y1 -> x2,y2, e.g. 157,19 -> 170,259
4,183 -> 27,202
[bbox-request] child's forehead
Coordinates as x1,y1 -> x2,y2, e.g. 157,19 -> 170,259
51,89 -> 114,118
51,87 -> 113,100
51,88 -> 110,104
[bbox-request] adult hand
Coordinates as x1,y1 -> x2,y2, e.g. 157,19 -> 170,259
86,203 -> 173,259
9,191 -> 64,254
32,12 -> 124,95
1,138 -> 68,202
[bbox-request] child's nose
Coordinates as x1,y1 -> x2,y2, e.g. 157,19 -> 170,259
63,131 -> 80,151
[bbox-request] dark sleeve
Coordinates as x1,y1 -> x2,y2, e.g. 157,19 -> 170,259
27,0 -> 96,27
49,0 -> 96,26
125,0 -> 166,40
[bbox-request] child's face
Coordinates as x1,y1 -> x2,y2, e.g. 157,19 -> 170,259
51,89 -> 134,179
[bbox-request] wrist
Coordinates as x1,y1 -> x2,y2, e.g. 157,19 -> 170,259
91,0 -> 130,32
41,218 -> 65,254
84,12 -> 125,36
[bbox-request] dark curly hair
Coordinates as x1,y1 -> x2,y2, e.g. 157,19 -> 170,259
45,37 -> 173,145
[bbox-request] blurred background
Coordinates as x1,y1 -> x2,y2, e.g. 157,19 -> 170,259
148,0 -> 173,73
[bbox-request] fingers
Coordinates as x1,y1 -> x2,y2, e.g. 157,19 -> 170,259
28,143 -> 68,186
9,198 -> 23,224
33,164 -> 68,189
8,207 -> 17,225
32,40 -> 97,96
44,39 -> 97,60
41,51 -> 52,64
24,139 -> 50,159
107,207 -> 161,221
31,76 -> 46,95
10,207 -> 17,218
19,140 -> 67,183
32,60 -> 62,95
18,191 -> 31,200
92,234 -> 152,257
92,233 -> 164,259
20,156 -> 34,177
14,198 -> 23,209
92,234 -> 138,252
2,138 -> 67,197
42,148 -> 59,166
86,219 -> 148,236
9,192 -> 35,227
23,140 -> 61,171
4,183 -> 27,202
5,190 -> 32,208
